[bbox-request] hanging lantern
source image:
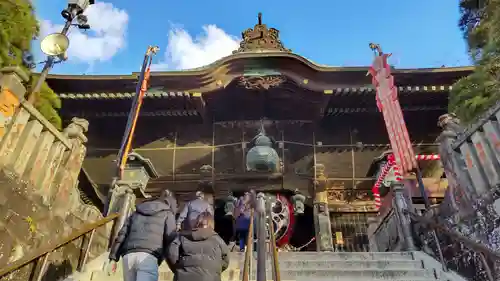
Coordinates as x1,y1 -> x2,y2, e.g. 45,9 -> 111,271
246,135 -> 280,172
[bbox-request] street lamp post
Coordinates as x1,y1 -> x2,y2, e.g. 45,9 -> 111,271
28,0 -> 94,103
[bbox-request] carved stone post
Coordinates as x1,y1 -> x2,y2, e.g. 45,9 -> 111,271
0,67 -> 30,168
108,186 -> 135,246
392,182 -> 416,251
292,190 -> 306,214
312,164 -> 334,251
51,118 -> 89,217
0,67 -> 28,141
367,217 -> 380,251
108,152 -> 159,242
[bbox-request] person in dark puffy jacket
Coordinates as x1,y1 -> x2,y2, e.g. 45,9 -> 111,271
108,189 -> 177,281
176,191 -> 213,231
167,211 -> 229,281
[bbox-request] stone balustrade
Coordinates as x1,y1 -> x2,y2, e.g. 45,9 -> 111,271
0,67 -> 106,269
367,183 -> 416,253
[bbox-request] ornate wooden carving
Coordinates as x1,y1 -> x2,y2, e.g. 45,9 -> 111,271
233,13 -> 291,54
327,189 -> 374,203
328,190 -> 345,202
238,75 -> 285,90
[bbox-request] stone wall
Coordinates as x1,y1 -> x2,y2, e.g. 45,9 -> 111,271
0,67 -> 109,280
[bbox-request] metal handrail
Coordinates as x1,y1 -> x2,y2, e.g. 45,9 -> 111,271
267,206 -> 281,281
255,193 -> 267,281
242,208 -> 255,281
0,213 -> 119,279
408,211 -> 500,281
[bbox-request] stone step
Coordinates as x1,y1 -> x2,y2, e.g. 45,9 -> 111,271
230,252 -> 415,262
91,270 -> 438,281
256,260 -> 424,270
248,269 -> 437,280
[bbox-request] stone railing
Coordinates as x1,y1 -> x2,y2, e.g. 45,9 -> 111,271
367,183 -> 416,252
0,67 -> 106,269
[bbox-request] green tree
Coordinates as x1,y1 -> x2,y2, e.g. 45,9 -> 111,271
451,0 -> 500,123
458,0 -> 489,59
0,0 -> 62,130
28,77 -> 63,130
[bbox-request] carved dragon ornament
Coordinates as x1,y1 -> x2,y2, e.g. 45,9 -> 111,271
238,75 -> 285,90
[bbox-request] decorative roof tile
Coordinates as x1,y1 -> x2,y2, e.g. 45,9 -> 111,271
57,85 -> 453,100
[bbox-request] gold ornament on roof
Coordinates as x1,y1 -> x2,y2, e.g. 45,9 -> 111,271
238,75 -> 286,90
233,13 -> 291,54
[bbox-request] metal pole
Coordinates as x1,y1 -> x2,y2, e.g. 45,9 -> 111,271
255,193 -> 267,281
415,168 -> 431,209
392,183 -> 416,251
28,18 -> 73,104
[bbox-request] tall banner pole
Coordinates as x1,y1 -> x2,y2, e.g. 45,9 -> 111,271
368,43 -> 431,210
105,46 -> 159,215
115,46 -> 159,178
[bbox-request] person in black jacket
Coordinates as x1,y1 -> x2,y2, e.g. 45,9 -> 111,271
176,191 -> 214,231
108,189 -> 177,281
167,211 -> 229,281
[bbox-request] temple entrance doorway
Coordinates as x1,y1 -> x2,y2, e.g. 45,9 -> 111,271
214,199 -> 235,245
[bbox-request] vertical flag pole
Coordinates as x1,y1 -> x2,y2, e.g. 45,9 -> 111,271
115,45 -> 160,179
368,43 -> 431,210
105,45 -> 159,215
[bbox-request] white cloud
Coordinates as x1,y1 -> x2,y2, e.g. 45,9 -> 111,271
153,25 -> 241,70
149,62 -> 169,71
39,2 -> 128,64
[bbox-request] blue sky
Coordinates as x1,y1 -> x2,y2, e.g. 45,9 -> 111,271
32,0 -> 471,75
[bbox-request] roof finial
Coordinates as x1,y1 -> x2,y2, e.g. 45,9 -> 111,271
259,118 -> 266,135
369,42 -> 383,56
233,13 -> 291,54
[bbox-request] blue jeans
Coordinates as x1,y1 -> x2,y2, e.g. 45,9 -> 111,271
237,229 -> 249,251
122,252 -> 159,281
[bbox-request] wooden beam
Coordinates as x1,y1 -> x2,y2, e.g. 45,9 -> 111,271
190,92 -> 207,122
316,90 -> 332,121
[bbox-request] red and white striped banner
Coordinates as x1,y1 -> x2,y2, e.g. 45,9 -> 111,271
415,154 -> 440,161
372,161 -> 392,208
372,153 -> 440,209
368,53 -> 418,174
372,154 -> 440,209
372,154 -> 403,209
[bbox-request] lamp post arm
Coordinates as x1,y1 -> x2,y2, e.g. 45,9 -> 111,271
27,12 -> 74,104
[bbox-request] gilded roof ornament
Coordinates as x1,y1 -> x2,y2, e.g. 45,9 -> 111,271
233,13 -> 291,54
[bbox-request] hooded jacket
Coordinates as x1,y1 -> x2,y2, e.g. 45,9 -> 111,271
109,198 -> 177,263
166,228 -> 229,281
176,198 -> 213,230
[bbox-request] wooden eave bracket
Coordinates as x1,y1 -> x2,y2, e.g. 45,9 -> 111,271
190,92 -> 207,121
316,91 -> 332,120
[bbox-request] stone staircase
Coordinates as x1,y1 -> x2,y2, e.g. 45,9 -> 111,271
70,251 -> 466,281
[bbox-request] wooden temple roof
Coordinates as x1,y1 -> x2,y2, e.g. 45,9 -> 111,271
46,60 -> 473,98
68,13 -> 457,206
45,13 -> 473,123
45,12 -> 473,100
